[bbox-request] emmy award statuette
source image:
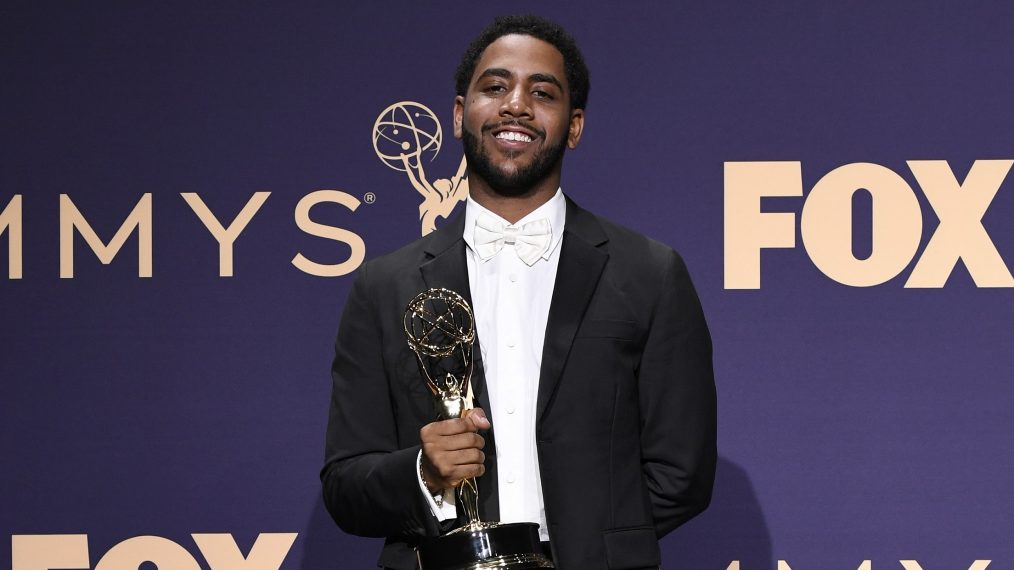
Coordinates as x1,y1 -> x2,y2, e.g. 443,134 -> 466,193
404,289 -> 554,570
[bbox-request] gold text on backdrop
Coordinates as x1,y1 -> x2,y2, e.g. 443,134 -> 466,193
724,160 -> 1013,288
11,533 -> 297,570
0,191 -> 366,279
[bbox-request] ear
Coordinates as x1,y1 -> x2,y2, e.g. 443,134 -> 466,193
453,96 -> 465,139
567,108 -> 585,149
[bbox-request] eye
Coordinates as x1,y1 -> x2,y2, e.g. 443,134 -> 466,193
532,89 -> 553,99
483,84 -> 507,95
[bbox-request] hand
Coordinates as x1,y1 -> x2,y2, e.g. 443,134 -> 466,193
419,408 -> 491,493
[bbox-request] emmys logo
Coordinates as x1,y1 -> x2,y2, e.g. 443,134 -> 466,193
373,101 -> 469,235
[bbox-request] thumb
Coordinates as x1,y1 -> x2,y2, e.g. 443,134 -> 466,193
465,407 -> 491,430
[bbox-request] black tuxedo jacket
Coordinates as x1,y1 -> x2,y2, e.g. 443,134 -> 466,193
322,198 -> 716,569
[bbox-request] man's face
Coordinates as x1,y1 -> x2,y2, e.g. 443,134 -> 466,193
454,34 -> 584,197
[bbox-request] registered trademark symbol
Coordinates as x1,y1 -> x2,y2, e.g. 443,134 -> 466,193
364,192 -> 376,204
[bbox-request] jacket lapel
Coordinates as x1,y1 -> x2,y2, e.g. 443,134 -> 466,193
537,198 -> 609,422
418,213 -> 499,521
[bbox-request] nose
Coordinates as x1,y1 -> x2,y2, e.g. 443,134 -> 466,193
500,86 -> 533,119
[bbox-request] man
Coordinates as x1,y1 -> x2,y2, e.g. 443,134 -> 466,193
322,15 -> 716,569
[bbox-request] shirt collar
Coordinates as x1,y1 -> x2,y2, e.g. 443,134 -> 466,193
463,189 -> 567,262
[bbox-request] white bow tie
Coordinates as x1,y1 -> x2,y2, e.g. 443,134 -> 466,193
473,213 -> 553,266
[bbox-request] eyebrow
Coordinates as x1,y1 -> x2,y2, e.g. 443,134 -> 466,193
477,68 -> 564,91
529,73 -> 564,91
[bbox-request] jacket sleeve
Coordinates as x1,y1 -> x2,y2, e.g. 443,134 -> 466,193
320,261 -> 444,539
638,249 -> 717,536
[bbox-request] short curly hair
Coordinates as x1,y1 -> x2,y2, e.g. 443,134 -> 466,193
455,15 -> 591,111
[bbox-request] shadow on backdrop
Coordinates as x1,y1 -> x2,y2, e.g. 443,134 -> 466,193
302,495 -> 384,569
664,457 -> 773,570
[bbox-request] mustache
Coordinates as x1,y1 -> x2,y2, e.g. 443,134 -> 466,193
482,120 -> 545,139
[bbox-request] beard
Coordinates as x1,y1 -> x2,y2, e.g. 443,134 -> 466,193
461,122 -> 567,198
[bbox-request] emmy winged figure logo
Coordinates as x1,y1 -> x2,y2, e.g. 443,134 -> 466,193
373,101 -> 469,235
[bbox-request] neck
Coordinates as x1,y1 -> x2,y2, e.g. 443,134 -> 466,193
467,176 -> 560,225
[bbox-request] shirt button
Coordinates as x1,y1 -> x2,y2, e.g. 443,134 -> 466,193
506,405 -> 516,414
507,473 -> 516,484
506,340 -> 516,348
508,274 -> 518,282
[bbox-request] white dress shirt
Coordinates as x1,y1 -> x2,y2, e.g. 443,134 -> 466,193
417,189 -> 566,541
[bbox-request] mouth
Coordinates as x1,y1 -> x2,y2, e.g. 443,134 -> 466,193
489,123 -> 540,148
494,130 -> 534,143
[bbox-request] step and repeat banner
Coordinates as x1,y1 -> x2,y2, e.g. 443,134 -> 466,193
3,2 -> 1012,569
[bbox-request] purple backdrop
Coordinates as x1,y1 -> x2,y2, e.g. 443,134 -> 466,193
3,2 -> 1012,569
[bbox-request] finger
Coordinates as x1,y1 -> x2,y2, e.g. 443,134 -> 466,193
429,455 -> 485,482
421,436 -> 484,470
457,463 -> 485,480
431,458 -> 482,480
434,417 -> 479,435
445,463 -> 485,485
420,418 -> 472,440
438,431 -> 484,452
447,448 -> 484,466
423,433 -> 483,457
426,447 -> 484,471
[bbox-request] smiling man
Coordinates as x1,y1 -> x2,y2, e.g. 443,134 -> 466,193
322,15 -> 717,570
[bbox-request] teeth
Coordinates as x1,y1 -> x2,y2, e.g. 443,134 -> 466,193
496,131 -> 533,142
